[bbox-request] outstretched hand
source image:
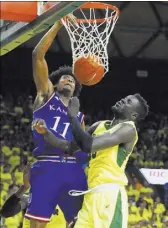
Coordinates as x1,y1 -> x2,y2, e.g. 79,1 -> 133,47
68,97 -> 80,118
32,119 -> 48,134
61,13 -> 78,27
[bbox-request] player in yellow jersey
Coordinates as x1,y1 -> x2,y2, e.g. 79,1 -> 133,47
67,94 -> 149,228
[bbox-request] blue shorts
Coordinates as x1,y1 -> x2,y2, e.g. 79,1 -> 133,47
25,156 -> 87,222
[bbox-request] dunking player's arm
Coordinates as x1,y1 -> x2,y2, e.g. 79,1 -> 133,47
67,97 -> 136,154
32,21 -> 62,111
32,14 -> 79,111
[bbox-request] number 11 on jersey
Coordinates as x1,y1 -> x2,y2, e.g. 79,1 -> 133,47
50,116 -> 70,138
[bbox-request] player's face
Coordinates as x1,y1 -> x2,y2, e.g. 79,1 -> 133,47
57,75 -> 76,96
112,95 -> 140,120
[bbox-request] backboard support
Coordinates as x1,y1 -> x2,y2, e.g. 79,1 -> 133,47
0,1 -> 85,56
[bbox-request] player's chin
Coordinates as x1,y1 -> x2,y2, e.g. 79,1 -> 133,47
111,105 -> 117,112
63,87 -> 74,95
111,105 -> 122,116
63,84 -> 73,90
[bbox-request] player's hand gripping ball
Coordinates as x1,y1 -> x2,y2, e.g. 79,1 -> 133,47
32,119 -> 48,134
68,97 -> 80,118
61,13 -> 78,27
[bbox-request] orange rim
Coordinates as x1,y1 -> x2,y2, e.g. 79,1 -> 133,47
64,2 -> 120,24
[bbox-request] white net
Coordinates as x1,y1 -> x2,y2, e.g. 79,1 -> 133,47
62,4 -> 119,75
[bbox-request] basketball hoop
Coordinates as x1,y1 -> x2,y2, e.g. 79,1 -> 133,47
62,2 -> 120,76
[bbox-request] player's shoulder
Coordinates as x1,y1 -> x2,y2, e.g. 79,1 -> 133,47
122,120 -> 135,125
118,121 -> 138,140
120,121 -> 136,130
116,121 -> 136,133
33,91 -> 57,113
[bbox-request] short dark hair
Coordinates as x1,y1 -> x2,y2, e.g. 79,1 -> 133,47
134,93 -> 149,120
49,65 -> 82,97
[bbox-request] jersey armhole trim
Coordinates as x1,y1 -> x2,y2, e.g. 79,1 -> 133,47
33,92 -> 55,113
81,114 -> 85,124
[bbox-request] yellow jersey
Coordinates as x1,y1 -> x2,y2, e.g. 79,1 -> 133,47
87,120 -> 138,188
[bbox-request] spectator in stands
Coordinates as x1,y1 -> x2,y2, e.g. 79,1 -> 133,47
153,196 -> 166,215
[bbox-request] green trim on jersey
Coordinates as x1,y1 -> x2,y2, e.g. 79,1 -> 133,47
117,146 -> 129,167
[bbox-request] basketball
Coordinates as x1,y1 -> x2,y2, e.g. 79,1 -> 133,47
73,55 -> 104,86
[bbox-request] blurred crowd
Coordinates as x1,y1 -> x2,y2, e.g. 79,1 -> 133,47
0,93 -> 168,228
127,180 -> 168,227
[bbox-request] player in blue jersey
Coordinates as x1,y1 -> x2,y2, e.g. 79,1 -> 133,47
24,15 -> 87,228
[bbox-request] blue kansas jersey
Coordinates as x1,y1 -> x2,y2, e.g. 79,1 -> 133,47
32,92 -> 84,157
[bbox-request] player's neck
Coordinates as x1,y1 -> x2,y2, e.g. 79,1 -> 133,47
59,94 -> 71,106
112,118 -> 129,126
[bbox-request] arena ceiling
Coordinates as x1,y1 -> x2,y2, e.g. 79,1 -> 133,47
3,1 -> 168,60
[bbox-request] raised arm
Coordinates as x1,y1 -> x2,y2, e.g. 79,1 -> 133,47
68,97 -> 136,154
32,21 -> 62,110
70,117 -> 135,153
